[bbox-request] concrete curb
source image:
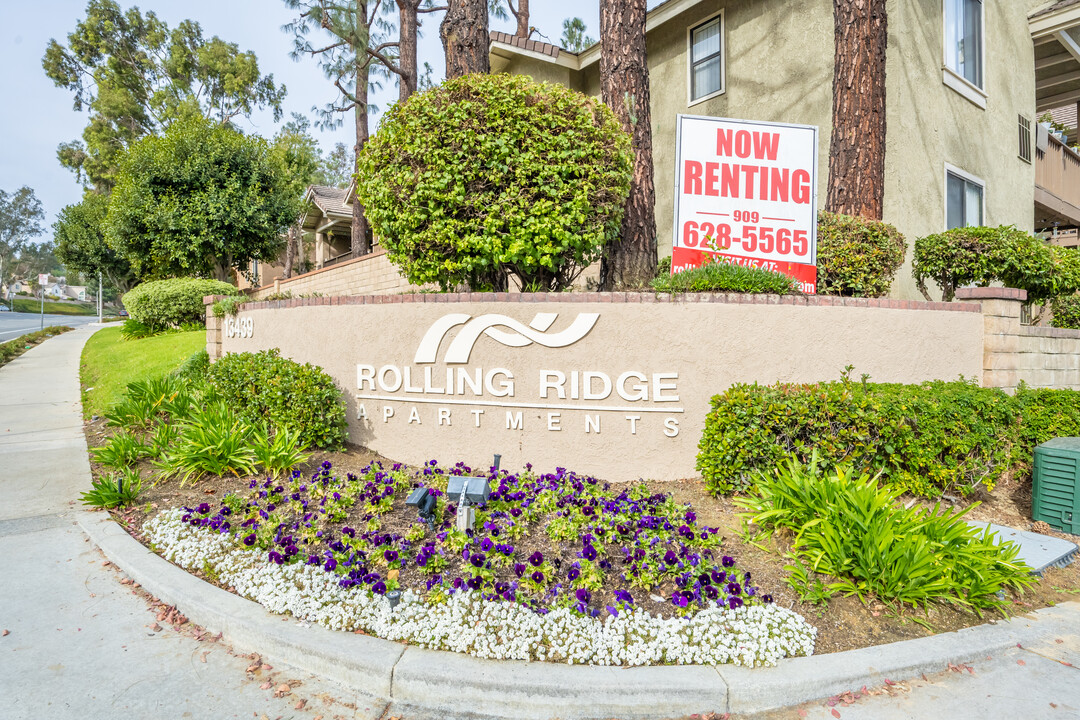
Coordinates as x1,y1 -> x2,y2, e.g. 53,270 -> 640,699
78,511 -> 1080,719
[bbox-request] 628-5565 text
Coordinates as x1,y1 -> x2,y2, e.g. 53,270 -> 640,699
681,219 -> 808,256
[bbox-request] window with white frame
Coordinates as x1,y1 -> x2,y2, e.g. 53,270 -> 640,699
946,168 -> 984,229
944,0 -> 983,89
689,14 -> 723,103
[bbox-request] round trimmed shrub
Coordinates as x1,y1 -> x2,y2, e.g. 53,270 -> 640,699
356,73 -> 633,291
816,211 -> 905,297
205,349 -> 346,449
913,226 -> 1079,303
122,278 -> 240,330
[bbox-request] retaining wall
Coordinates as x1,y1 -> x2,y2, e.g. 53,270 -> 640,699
247,250 -> 416,300
958,287 -> 1080,392
205,292 -> 984,481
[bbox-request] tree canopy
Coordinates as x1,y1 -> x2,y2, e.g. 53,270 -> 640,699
0,187 -> 46,287
105,115 -> 300,282
54,192 -> 137,293
43,0 -> 286,190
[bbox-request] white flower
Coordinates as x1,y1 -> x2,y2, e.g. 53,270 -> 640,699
145,510 -> 817,667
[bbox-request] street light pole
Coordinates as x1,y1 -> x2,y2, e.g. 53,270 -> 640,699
98,271 -> 103,324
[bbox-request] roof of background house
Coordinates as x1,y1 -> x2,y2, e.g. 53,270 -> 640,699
1050,104 -> 1078,129
1031,0 -> 1080,19
306,185 -> 352,217
489,30 -> 564,59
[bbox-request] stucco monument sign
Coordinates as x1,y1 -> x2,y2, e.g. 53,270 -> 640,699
218,295 -> 983,481
673,115 -> 819,292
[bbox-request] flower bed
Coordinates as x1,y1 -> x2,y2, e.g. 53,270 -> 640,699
144,460 -> 816,666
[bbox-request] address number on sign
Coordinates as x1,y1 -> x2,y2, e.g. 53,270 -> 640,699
225,316 -> 254,339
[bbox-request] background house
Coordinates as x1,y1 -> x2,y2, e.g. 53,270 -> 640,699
492,0 -> 1077,300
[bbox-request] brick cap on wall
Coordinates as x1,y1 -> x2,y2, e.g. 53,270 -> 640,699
229,292 -> 981,313
955,287 -> 1028,301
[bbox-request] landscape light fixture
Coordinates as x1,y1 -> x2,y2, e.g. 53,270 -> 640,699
386,590 -> 402,609
445,454 -> 501,533
405,487 -> 438,528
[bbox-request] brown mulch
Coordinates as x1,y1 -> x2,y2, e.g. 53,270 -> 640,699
84,417 -> 1080,656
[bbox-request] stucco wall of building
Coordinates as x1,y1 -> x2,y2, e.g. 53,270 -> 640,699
495,0 -> 1041,301
883,0 -> 1038,300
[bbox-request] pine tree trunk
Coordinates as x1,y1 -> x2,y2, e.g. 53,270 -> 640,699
826,0 -> 887,219
398,0 -> 419,102
599,0 -> 657,290
441,0 -> 490,78
352,61 -> 372,258
514,0 -> 530,38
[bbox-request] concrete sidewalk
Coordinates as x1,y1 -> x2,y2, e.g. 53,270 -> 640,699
0,326 -> 373,720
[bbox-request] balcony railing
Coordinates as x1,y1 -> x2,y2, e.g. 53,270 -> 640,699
1036,133 -> 1080,221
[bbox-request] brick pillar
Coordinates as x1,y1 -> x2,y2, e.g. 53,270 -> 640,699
204,294 -> 225,362
956,287 -> 1026,392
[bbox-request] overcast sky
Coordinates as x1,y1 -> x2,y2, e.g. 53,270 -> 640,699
1,1 -> 672,235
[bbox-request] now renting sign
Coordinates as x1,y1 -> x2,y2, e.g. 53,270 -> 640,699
672,115 -> 819,293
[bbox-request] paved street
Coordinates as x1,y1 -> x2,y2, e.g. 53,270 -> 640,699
0,310 -> 100,342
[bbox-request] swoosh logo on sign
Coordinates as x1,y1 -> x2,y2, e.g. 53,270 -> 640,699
413,312 -> 600,365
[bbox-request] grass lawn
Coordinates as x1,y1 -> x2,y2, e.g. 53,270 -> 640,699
80,326 -> 205,418
12,298 -> 98,315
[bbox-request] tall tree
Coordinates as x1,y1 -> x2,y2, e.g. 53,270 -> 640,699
826,0 -> 887,219
561,17 -> 595,52
54,192 -> 136,294
273,115 -> 326,279
43,0 -> 285,191
505,0 -> 530,38
284,0 -> 397,258
598,0 -> 657,289
441,0 -> 489,77
0,187 -> 46,288
376,1 -> 446,104
105,115 -> 300,282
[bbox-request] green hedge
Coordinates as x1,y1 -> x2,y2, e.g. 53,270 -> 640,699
816,211 -> 906,297
205,349 -> 347,449
698,377 -> 1080,499
122,277 -> 240,330
1051,295 -> 1080,329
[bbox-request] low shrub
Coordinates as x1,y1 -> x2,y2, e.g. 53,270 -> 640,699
212,296 -> 243,318
1013,386 -> 1080,463
736,460 -> 1035,612
816,211 -> 905,297
205,349 -> 347,449
251,423 -> 311,477
105,375 -> 195,428
172,349 -> 210,385
119,319 -> 158,340
122,277 -> 240,330
913,226 -> 1080,302
156,401 -> 258,485
699,375 -> 1080,500
81,467 -> 142,509
91,430 -> 151,469
698,374 -> 1017,498
651,259 -> 800,295
1051,295 -> 1080,329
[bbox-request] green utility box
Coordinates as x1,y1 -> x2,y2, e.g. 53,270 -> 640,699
1033,438 -> 1080,535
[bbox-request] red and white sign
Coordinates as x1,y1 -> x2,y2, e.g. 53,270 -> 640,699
672,115 -> 819,293
38,274 -> 49,286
